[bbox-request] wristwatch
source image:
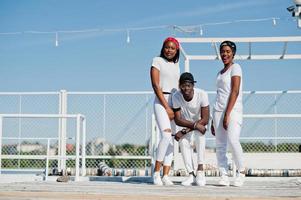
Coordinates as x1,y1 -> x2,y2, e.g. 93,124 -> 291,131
181,129 -> 187,135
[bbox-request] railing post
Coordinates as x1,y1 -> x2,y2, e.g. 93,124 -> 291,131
184,58 -> 190,72
18,95 -> 22,169
59,90 -> 67,172
151,114 -> 157,175
0,116 -> 3,174
103,94 -> 106,148
274,94 -> 278,152
81,116 -> 86,176
45,138 -> 50,181
75,114 -> 81,181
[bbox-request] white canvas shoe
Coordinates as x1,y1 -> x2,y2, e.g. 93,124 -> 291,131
218,175 -> 230,186
233,173 -> 245,187
153,171 -> 163,185
181,174 -> 195,186
195,171 -> 206,186
162,175 -> 174,186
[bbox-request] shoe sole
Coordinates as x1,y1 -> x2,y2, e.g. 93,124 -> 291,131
218,183 -> 230,186
232,184 -> 243,187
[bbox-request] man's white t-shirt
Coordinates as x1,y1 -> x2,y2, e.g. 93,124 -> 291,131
152,57 -> 180,93
172,88 -> 209,122
214,63 -> 243,113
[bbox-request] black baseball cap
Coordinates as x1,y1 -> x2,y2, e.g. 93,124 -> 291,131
179,72 -> 196,84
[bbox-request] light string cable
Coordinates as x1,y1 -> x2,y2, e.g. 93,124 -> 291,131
0,16 -> 292,46
172,17 -> 287,35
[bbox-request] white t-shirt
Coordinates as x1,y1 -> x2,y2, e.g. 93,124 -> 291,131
214,63 -> 243,113
172,88 -> 209,122
151,57 -> 180,93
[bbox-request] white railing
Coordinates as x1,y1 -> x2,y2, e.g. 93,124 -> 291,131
0,114 -> 86,181
171,113 -> 301,171
0,90 -> 301,172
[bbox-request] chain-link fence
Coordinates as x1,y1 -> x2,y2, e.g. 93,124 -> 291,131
0,90 -> 301,173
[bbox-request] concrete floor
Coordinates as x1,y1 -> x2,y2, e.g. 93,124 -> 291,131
0,175 -> 300,200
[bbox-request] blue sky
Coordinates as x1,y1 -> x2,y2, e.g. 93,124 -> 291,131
0,0 -> 300,92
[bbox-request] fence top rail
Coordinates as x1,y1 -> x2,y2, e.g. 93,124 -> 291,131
243,114 -> 301,118
1,90 -> 301,96
67,91 -> 154,95
207,90 -> 301,95
0,90 -> 301,96
0,92 -> 60,95
0,114 -> 85,119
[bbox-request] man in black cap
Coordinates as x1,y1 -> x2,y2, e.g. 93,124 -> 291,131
172,72 -> 209,186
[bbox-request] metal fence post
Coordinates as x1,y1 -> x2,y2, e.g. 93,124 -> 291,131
274,94 -> 278,152
75,114 -> 81,181
59,90 -> 67,172
103,94 -> 106,147
45,138 -> 50,181
0,116 -> 2,174
81,116 -> 86,176
151,114 -> 157,175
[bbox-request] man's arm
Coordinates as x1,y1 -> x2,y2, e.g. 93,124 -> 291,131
194,105 -> 209,134
173,108 -> 192,141
173,108 -> 196,130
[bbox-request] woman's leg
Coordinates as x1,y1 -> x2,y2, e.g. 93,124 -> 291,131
227,111 -> 244,172
213,111 -> 228,175
153,99 -> 173,172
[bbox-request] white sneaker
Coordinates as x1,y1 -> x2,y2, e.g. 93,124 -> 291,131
162,175 -> 174,186
153,171 -> 163,185
233,173 -> 245,187
218,175 -> 230,186
195,171 -> 206,186
181,174 -> 195,186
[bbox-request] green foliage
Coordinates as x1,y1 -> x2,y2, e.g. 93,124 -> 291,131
2,142 -> 300,169
241,142 -> 301,152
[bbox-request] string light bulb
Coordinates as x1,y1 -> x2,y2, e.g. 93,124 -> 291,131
272,18 -> 277,26
55,32 -> 59,47
200,26 -> 203,36
126,30 -> 130,44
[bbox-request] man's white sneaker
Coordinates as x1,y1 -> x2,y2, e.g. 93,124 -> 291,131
195,171 -> 206,186
181,174 -> 195,186
233,173 -> 245,187
162,175 -> 174,186
153,171 -> 163,185
218,175 -> 230,186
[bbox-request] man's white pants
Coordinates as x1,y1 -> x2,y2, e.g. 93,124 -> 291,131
213,110 -> 244,174
179,131 -> 206,173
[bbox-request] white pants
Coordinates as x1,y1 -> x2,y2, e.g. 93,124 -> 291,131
154,95 -> 175,166
213,110 -> 244,175
179,131 -> 206,173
